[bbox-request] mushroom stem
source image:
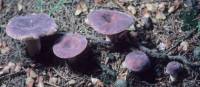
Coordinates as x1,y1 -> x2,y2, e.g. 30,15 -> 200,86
169,75 -> 177,82
25,39 -> 41,57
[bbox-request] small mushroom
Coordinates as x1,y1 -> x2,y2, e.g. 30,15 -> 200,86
86,9 -> 135,46
122,50 -> 151,72
166,61 -> 183,82
6,13 -> 57,57
52,33 -> 88,59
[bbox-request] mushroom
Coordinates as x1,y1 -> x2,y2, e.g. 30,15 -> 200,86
86,9 -> 135,46
122,50 -> 151,72
6,13 -> 57,57
166,61 -> 183,82
52,33 -> 88,59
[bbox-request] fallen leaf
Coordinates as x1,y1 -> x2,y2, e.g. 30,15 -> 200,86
178,41 -> 189,51
174,0 -> 182,10
0,62 -> 15,75
37,76 -> 44,87
75,0 -> 88,15
0,47 -> 11,54
168,0 -> 182,14
157,42 -> 167,51
14,63 -> 22,72
94,0 -> 106,4
158,2 -> 166,12
30,69 -> 38,79
91,78 -> 104,87
49,76 -> 58,85
127,5 -> 136,15
168,6 -> 175,14
27,68 -> 38,79
8,62 -> 16,73
26,77 -> 34,87
156,12 -> 166,20
145,3 -> 158,12
68,79 -> 76,85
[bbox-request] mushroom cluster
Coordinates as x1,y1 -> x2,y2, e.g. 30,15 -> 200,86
5,9 -> 186,84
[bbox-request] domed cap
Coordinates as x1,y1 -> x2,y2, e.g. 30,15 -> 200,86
53,33 -> 88,59
123,50 -> 150,72
6,13 -> 57,40
166,61 -> 182,76
86,9 -> 134,35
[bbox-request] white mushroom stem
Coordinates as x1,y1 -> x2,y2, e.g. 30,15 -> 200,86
25,39 -> 41,57
169,75 -> 177,82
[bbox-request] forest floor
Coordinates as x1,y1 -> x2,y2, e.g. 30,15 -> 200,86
0,0 -> 200,87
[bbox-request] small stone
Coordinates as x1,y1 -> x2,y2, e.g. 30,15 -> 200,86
114,79 -> 127,87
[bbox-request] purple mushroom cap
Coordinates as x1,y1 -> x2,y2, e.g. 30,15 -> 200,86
53,33 -> 88,59
166,61 -> 182,76
86,9 -> 134,35
124,50 -> 150,72
6,13 -> 57,40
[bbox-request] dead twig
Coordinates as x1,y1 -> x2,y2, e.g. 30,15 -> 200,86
0,70 -> 26,81
166,29 -> 197,54
52,68 -> 68,81
139,45 -> 200,67
44,82 -> 59,87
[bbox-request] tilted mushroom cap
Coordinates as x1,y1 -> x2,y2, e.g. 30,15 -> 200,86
53,33 -> 88,59
86,9 -> 134,35
6,13 -> 57,40
124,50 -> 150,72
166,61 -> 182,76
